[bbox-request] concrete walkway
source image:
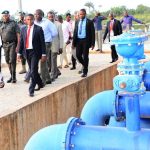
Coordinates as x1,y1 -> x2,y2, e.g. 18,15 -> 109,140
0,52 -> 113,118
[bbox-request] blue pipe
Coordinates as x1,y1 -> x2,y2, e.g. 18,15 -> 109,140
143,61 -> 150,91
124,95 -> 140,131
81,91 -> 150,126
25,117 -> 150,150
80,90 -> 115,125
119,92 -> 150,118
109,116 -> 150,128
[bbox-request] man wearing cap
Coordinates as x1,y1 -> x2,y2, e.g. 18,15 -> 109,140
0,10 -> 20,83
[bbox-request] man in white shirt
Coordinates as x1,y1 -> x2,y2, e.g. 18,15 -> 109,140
58,15 -> 72,68
34,9 -> 58,85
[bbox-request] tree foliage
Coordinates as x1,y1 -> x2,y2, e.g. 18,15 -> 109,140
84,1 -> 95,12
86,4 -> 150,23
136,4 -> 150,14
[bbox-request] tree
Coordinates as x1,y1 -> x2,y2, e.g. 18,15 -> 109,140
136,4 -> 150,14
110,5 -> 127,16
84,1 -> 95,13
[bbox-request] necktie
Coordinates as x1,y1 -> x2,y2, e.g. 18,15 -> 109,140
26,26 -> 31,49
79,19 -> 83,35
110,21 -> 113,31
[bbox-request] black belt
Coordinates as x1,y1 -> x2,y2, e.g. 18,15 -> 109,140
26,49 -> 33,50
77,38 -> 86,40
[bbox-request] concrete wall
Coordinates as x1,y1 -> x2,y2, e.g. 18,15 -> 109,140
0,64 -> 117,150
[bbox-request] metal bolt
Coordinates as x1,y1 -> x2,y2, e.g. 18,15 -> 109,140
70,144 -> 75,148
71,131 -> 76,135
119,82 -> 126,89
76,123 -> 80,126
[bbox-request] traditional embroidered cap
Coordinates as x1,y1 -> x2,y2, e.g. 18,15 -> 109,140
1,10 -> 9,15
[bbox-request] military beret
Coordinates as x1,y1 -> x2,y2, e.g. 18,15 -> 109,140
18,12 -> 25,16
1,10 -> 9,15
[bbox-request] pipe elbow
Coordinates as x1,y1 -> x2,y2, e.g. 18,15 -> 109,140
80,90 -> 116,125
24,124 -> 64,150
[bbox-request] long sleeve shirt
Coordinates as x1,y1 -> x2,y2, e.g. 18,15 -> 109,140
62,20 -> 72,43
34,18 -> 58,42
93,16 -> 105,31
120,15 -> 143,30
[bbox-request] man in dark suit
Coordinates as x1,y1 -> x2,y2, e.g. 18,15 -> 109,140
72,9 -> 95,77
18,14 -> 46,97
103,13 -> 122,63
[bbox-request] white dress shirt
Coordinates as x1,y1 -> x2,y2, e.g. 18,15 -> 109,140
110,19 -> 114,37
62,20 -> 72,43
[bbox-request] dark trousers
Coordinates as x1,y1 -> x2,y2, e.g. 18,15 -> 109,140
76,39 -> 89,74
21,55 -> 26,65
110,45 -> 118,61
0,47 -> 1,72
25,68 -> 31,81
71,55 -> 76,68
26,50 -> 42,94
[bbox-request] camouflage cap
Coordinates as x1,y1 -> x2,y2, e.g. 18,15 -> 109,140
1,10 -> 9,15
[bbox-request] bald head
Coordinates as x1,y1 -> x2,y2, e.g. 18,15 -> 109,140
34,9 -> 44,21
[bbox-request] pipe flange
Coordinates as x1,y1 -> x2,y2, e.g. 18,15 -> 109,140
114,92 -> 125,121
61,117 -> 85,150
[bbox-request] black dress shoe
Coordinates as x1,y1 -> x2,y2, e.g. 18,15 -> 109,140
110,58 -> 118,63
24,79 -> 30,83
110,60 -> 115,63
58,72 -> 61,76
46,80 -> 52,84
7,78 -> 12,83
114,58 -> 118,62
70,67 -> 76,70
35,83 -> 45,91
81,73 -> 87,77
29,93 -> 34,97
51,78 -> 55,82
11,79 -> 17,83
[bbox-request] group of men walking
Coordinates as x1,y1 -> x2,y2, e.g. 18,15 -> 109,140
0,9 -> 96,96
0,8 -> 145,96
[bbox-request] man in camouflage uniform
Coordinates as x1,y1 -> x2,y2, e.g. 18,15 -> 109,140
17,12 -> 27,74
0,10 -> 20,83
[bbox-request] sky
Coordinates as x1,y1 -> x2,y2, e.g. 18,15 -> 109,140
0,0 -> 150,15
